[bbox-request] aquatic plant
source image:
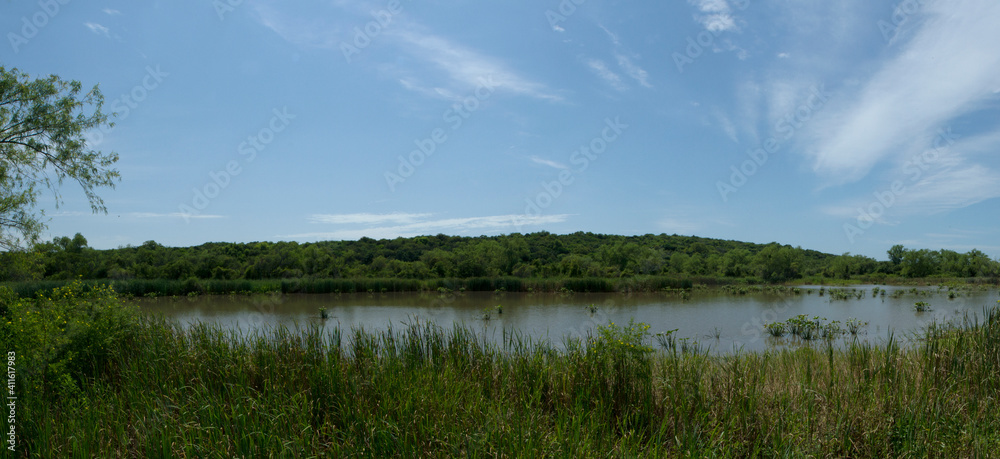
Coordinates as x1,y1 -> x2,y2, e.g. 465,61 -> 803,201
654,328 -> 678,351
765,321 -> 787,337
846,318 -> 868,336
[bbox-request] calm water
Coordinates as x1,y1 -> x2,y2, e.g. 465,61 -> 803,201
136,285 -> 1000,353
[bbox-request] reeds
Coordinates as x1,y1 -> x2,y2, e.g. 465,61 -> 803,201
8,283 -> 1000,457
4,276 -> 721,299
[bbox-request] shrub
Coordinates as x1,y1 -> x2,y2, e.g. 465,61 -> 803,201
4,279 -> 138,401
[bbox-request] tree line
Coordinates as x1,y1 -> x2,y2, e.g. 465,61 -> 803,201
1,232 -> 997,284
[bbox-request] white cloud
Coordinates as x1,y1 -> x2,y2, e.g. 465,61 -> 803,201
596,25 -> 653,89
102,8 -> 121,15
822,130 -> 1000,221
616,54 -> 652,88
285,214 -> 571,240
84,22 -> 111,37
392,29 -> 562,102
586,59 -> 626,91
896,165 -> 1000,213
530,156 -> 568,170
254,5 -> 560,102
712,109 -> 738,142
690,0 -> 737,33
803,0 -> 1000,182
131,212 -> 225,220
308,213 -> 432,225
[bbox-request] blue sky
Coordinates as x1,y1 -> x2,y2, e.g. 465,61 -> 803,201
3,0 -> 999,259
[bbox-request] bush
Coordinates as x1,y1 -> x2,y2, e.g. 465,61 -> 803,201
4,279 -> 138,400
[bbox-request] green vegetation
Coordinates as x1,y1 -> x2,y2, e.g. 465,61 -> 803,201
2,233 -> 998,297
0,67 -> 119,250
5,283 -> 1000,456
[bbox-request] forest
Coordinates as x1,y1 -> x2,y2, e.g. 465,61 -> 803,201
2,232 -> 997,287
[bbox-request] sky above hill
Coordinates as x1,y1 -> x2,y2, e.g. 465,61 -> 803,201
3,0 -> 1000,259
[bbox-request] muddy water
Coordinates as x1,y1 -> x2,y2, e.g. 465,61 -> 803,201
136,285 -> 999,353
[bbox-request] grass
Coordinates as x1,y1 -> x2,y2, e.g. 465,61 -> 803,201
4,283 -> 1000,456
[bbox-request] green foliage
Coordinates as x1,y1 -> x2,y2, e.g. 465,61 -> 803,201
16,306 -> 1000,456
3,279 -> 138,402
3,232 -> 999,289
0,68 -> 119,250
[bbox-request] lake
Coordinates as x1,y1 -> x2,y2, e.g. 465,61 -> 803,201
136,285 -> 999,353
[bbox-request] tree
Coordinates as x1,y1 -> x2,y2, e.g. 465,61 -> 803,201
887,244 -> 905,265
900,249 -> 938,278
1,67 -> 119,250
753,244 -> 802,282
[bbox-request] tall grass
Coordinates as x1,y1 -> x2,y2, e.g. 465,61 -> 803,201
5,283 -> 1000,456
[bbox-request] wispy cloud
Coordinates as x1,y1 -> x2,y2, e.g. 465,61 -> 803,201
690,0 -> 737,33
803,0 -> 1000,183
102,8 -> 121,15
308,213 -> 432,225
84,22 -> 111,37
594,25 -> 653,89
392,29 -> 562,102
585,59 -> 626,91
895,165 -> 1000,213
616,54 -> 652,88
822,131 -> 1000,221
713,108 -> 738,142
285,214 -> 571,240
253,5 -> 560,102
253,4 -> 342,48
530,156 -> 569,170
132,212 -> 225,220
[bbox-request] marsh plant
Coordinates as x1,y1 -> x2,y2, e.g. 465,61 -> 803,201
777,315 -> 854,342
765,321 -> 787,338
846,318 -> 868,336
914,301 -> 932,312
8,281 -> 1000,457
654,328 -> 678,351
